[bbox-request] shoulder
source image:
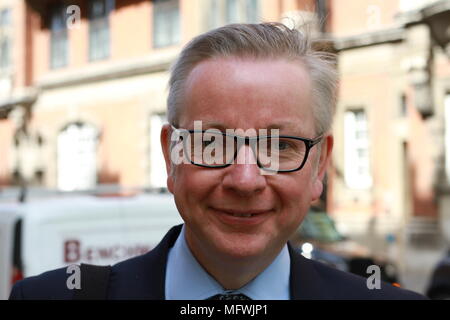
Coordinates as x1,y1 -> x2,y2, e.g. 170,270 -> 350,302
8,254 -> 160,300
307,258 -> 426,300
107,246 -> 167,299
288,244 -> 426,300
9,267 -> 73,300
8,252 -> 164,300
106,225 -> 180,299
9,225 -> 181,300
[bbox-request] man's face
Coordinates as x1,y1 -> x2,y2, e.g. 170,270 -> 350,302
162,57 -> 332,261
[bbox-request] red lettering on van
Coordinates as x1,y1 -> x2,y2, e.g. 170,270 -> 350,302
64,240 -> 80,263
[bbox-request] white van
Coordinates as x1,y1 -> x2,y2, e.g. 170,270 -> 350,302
0,188 -> 183,300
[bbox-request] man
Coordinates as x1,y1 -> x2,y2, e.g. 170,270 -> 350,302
10,23 -> 424,300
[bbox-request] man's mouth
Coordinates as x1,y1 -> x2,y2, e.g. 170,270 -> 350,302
231,213 -> 256,218
210,207 -> 272,224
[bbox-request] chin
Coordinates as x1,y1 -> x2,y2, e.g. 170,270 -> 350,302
213,233 -> 272,259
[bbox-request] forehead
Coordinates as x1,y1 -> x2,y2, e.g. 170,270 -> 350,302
179,57 -> 314,135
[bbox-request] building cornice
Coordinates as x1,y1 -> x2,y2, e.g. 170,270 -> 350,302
395,0 -> 450,53
395,0 -> 450,25
333,27 -> 405,52
0,89 -> 38,118
334,1 -> 450,52
36,51 -> 179,90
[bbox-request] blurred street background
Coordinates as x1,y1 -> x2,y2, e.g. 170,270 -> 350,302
1,0 -> 450,297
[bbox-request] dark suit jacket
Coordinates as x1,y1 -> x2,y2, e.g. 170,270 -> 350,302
9,224 -> 425,300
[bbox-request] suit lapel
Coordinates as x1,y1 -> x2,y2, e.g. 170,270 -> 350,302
288,243 -> 333,299
128,224 -> 182,299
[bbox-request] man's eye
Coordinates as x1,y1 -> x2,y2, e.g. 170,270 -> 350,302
277,141 -> 292,151
202,140 -> 215,147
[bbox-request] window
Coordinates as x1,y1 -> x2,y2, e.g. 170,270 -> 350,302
89,0 -> 114,61
50,5 -> 68,69
57,123 -> 98,191
209,0 -> 260,29
400,93 -> 407,117
149,114 -> 167,188
0,37 -> 10,68
0,8 -> 11,69
344,109 -> 372,189
245,0 -> 259,23
445,94 -> 450,182
0,9 -> 11,28
226,0 -> 239,23
209,0 -> 221,30
153,0 -> 180,48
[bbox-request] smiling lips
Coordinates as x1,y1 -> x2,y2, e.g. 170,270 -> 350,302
211,207 -> 272,224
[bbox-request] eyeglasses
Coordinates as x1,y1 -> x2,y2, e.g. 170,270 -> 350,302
171,126 -> 323,173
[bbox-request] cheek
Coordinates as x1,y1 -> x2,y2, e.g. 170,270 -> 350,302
278,168 -> 314,197
172,165 -> 219,203
271,171 -> 315,218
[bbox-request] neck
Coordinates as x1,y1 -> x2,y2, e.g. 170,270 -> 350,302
184,229 -> 283,290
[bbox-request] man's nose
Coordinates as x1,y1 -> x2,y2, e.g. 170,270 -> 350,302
221,144 -> 267,196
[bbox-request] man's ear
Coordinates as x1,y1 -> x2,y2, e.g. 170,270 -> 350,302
311,134 -> 333,202
161,124 -> 175,194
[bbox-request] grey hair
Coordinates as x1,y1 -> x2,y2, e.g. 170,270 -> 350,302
167,22 -> 338,135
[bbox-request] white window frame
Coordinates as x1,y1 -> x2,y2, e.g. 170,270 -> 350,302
153,0 -> 180,48
88,0 -> 114,61
344,109 -> 372,189
57,123 -> 98,191
50,4 -> 68,69
0,7 -> 12,70
208,0 -> 260,30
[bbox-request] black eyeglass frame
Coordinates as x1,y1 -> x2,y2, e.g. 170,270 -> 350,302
171,126 -> 323,173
